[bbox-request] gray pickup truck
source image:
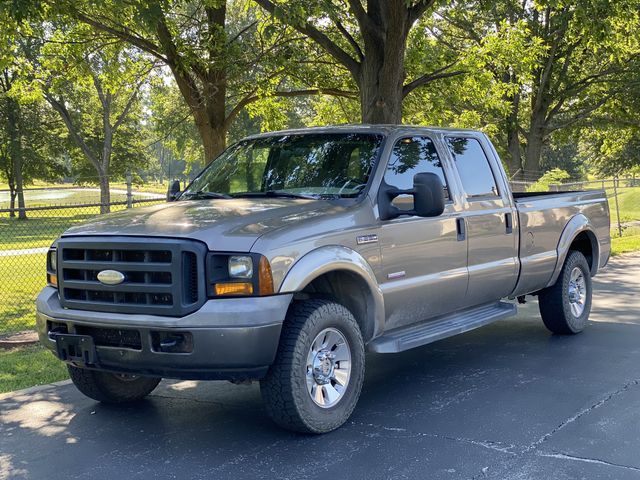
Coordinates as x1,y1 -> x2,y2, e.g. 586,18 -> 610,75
37,125 -> 610,433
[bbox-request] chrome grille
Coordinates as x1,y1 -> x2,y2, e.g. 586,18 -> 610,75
57,237 -> 207,316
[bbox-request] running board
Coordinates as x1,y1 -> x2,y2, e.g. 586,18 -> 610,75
368,301 -> 517,354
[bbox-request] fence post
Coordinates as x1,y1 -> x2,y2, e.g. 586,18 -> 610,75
126,172 -> 133,209
613,175 -> 622,238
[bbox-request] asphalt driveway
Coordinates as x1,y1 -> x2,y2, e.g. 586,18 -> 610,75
2,253 -> 640,480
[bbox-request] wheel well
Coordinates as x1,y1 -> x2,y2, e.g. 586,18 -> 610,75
569,231 -> 597,274
298,270 -> 376,342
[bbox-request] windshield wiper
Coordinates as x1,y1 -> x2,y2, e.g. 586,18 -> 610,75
181,191 -> 232,200
233,190 -> 318,200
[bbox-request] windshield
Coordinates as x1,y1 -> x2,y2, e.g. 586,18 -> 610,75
182,133 -> 384,199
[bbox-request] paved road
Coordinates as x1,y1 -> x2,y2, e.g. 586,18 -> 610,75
2,254 -> 640,480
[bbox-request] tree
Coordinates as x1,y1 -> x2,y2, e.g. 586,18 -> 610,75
254,0 -> 464,124
0,71 -> 27,218
63,0 -> 347,162
146,78 -> 205,182
430,0 -> 640,178
35,25 -> 151,212
0,93 -> 66,217
0,15 -> 33,219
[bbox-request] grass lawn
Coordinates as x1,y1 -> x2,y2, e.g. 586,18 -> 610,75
0,345 -> 68,394
611,226 -> 640,257
0,180 -> 170,198
0,200 -> 163,251
0,253 -> 46,334
608,186 -> 640,224
0,210 -> 100,251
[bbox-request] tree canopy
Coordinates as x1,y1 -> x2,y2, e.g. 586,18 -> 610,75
0,0 -> 638,195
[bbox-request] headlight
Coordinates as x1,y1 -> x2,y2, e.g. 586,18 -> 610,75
207,253 -> 274,297
228,255 -> 253,278
47,248 -> 58,288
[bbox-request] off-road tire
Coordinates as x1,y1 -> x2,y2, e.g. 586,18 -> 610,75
538,250 -> 592,334
260,299 -> 365,434
68,365 -> 161,403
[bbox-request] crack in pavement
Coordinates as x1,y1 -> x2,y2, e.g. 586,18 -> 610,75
537,451 -> 640,473
529,377 -> 640,449
354,422 -> 519,455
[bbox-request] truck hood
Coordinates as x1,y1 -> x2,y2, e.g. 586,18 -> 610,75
62,198 -> 345,251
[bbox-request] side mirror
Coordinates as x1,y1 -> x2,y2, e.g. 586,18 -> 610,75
378,172 -> 445,220
167,180 -> 181,202
413,172 -> 445,217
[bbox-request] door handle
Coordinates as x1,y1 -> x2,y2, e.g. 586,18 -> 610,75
456,218 -> 466,241
505,212 -> 513,234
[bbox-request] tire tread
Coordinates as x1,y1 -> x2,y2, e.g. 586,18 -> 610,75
68,365 -> 161,403
538,250 -> 592,334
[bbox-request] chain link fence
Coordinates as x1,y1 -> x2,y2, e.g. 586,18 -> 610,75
1,174 -> 639,337
0,177 -> 165,336
511,175 -> 640,238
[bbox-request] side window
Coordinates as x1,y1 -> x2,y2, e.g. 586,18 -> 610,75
446,137 -> 499,198
384,136 -> 449,210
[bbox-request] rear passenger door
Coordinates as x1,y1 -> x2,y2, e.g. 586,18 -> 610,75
377,136 -> 468,330
445,136 -> 518,307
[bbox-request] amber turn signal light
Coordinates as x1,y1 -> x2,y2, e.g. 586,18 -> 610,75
214,282 -> 253,296
258,256 -> 274,295
47,273 -> 58,288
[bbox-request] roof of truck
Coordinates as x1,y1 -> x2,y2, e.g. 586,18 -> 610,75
244,124 -> 483,139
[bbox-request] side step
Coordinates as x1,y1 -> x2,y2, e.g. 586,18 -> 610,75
368,301 -> 517,354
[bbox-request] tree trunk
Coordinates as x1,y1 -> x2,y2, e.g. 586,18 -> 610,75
358,1 -> 408,124
159,4 -> 228,164
524,127 -> 545,179
358,60 -> 404,124
506,127 -> 522,179
504,90 -> 522,179
6,97 -> 27,219
198,122 -> 227,163
9,189 -> 16,218
99,172 -> 110,214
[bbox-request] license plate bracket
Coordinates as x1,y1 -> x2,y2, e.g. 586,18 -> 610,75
54,334 -> 98,365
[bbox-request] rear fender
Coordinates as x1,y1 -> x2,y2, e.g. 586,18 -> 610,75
546,214 -> 600,287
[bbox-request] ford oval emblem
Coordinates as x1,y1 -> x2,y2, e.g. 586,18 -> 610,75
97,270 -> 125,285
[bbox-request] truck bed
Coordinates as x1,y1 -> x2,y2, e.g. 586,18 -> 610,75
511,189 -> 611,297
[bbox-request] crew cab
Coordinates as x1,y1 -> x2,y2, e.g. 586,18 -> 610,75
37,125 -> 611,433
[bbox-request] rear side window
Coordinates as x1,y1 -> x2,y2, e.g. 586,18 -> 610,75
384,137 -> 449,204
446,137 -> 499,198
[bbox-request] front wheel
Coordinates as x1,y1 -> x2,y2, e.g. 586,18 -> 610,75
538,250 -> 593,334
68,365 -> 161,403
260,299 -> 365,434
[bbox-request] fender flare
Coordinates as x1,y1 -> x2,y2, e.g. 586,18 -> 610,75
279,245 -> 385,339
546,213 -> 600,287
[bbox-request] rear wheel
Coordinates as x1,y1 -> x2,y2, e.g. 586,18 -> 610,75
538,250 -> 592,334
260,299 -> 365,434
68,365 -> 161,403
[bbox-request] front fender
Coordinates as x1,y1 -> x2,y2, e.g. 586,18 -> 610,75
279,245 -> 385,338
546,213 -> 600,287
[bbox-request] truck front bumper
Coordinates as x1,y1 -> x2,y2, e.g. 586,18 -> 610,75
36,287 -> 292,381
